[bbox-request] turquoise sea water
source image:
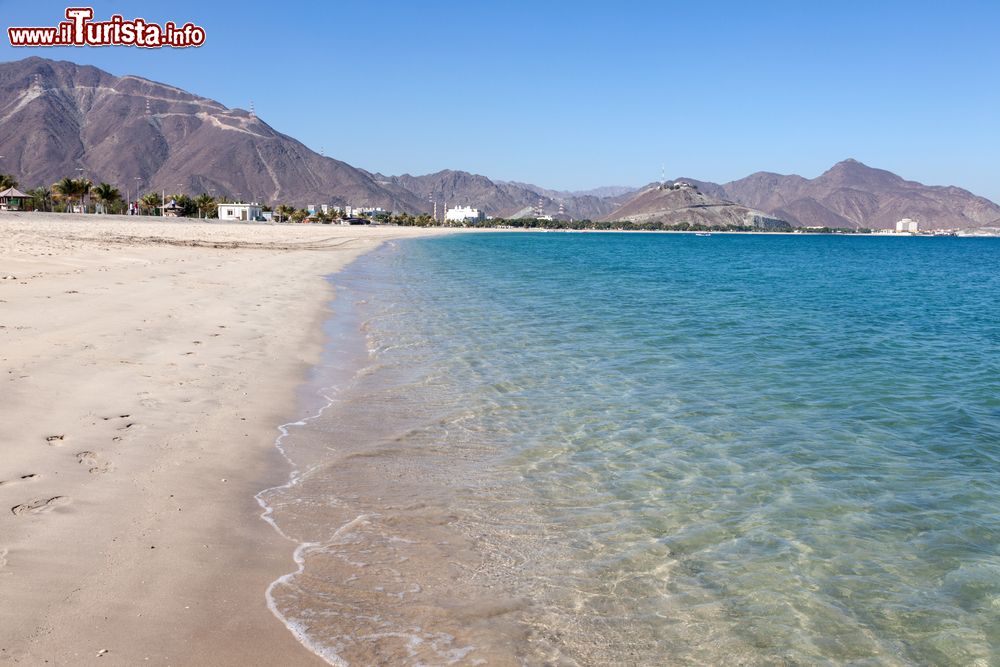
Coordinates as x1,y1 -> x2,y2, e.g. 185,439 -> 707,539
264,233 -> 1000,665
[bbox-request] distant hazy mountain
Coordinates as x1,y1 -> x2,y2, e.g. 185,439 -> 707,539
380,170 -> 625,220
0,57 -> 425,209
715,160 -> 1000,230
502,181 -> 637,202
604,183 -> 790,229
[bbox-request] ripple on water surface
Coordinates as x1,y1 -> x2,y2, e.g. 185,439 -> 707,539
262,234 -> 1000,666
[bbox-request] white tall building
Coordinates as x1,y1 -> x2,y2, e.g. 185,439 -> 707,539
444,205 -> 484,223
896,218 -> 919,233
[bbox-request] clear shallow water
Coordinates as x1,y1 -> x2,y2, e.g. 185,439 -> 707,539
263,233 -> 1000,666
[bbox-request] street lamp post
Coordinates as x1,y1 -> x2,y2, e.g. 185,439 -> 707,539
75,167 -> 85,213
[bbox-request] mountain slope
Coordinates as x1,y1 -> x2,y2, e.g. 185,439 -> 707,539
604,183 -> 790,229
0,57 -> 426,210
718,160 -> 1000,230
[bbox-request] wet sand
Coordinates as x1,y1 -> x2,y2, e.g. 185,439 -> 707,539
0,213 -> 453,665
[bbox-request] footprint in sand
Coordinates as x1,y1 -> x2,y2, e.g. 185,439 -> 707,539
76,451 -> 98,466
10,496 -> 70,516
0,474 -> 39,487
45,434 -> 66,445
137,393 -> 160,409
77,451 -> 112,474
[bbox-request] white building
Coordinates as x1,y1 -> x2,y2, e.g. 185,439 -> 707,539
444,205 -> 484,223
218,203 -> 263,222
307,204 -> 342,216
344,205 -> 388,218
895,218 -> 919,233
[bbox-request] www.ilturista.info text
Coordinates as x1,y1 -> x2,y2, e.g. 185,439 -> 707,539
8,8 -> 206,48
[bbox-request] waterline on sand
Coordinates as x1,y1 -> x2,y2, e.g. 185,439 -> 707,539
260,233 -> 1000,666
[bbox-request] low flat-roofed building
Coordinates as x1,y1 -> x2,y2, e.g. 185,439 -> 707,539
218,203 -> 263,222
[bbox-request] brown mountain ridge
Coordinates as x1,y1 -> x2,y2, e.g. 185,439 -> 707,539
712,160 -> 1000,230
0,57 -> 426,211
1,57 -> 998,229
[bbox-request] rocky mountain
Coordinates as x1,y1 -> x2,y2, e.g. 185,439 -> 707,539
0,57 -> 426,210
715,160 -> 1000,230
610,162 -> 1000,230
604,182 -> 790,229
2,58 -> 997,229
0,57 -> 625,218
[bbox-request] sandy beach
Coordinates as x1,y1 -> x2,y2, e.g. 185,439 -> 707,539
0,213 -> 451,666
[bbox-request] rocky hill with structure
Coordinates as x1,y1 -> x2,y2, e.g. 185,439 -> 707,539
604,182 -> 790,229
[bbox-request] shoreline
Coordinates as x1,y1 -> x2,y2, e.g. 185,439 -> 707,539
0,214 -> 454,665
251,243 -> 534,665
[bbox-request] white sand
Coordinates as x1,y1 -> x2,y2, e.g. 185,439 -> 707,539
0,213 -> 455,665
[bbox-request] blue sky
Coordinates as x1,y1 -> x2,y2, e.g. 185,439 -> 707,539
2,0 -> 998,199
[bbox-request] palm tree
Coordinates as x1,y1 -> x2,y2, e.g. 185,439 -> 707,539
53,177 -> 92,212
139,192 -> 162,215
53,177 -> 76,208
0,174 -> 18,190
194,193 -> 216,219
275,204 -> 295,223
92,182 -> 121,214
29,187 -> 52,212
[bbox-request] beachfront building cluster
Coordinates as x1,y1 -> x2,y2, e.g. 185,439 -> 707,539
444,205 -> 485,223
896,218 -> 919,233
306,204 -> 389,219
346,205 -> 388,218
307,204 -> 340,216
